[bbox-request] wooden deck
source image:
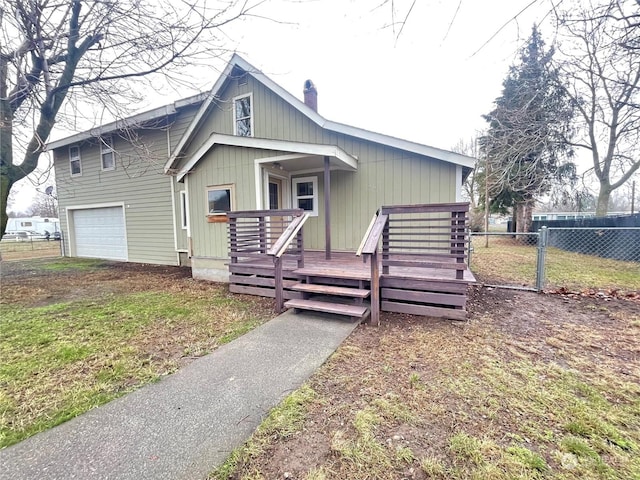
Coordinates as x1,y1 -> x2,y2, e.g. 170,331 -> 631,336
228,203 -> 474,322
231,250 -> 475,283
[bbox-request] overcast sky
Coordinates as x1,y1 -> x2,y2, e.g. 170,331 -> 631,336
15,0 -> 555,210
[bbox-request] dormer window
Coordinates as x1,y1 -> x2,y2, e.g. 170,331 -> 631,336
233,93 -> 253,137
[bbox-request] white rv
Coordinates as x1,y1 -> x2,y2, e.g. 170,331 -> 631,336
5,217 -> 60,235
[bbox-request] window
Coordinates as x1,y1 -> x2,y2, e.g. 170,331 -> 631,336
292,176 -> 318,216
180,191 -> 188,229
207,184 -> 235,216
101,136 -> 115,171
21,221 -> 33,227
233,93 -> 253,137
69,146 -> 82,176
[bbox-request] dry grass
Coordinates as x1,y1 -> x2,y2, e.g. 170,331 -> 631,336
471,236 -> 640,292
216,288 -> 640,479
0,240 -> 61,260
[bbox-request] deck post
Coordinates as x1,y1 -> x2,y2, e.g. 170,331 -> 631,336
228,216 -> 238,264
296,228 -> 305,268
382,217 -> 390,275
451,209 -> 465,280
258,217 -> 267,253
324,156 -> 331,260
274,256 -> 283,313
370,247 -> 380,326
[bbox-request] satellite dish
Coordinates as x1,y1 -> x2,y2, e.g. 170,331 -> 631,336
45,186 -> 53,195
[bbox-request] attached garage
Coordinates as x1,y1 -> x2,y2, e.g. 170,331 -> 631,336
71,206 -> 127,261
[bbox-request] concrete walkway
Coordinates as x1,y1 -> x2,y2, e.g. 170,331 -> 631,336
0,311 -> 359,480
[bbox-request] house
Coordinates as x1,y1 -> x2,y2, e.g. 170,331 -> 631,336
49,55 -> 476,321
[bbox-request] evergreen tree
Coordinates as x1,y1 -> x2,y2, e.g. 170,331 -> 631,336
481,25 -> 575,232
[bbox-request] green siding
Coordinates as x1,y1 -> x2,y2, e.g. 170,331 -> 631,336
184,75 -> 457,257
187,146 -> 283,258
54,104 -> 201,265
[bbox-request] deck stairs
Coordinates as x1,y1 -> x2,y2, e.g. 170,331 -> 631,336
284,267 -> 371,322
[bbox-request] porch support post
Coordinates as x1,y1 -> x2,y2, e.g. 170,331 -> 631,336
324,155 -> 331,260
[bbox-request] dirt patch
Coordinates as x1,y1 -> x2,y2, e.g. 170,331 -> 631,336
1,259 -> 193,306
223,286 -> 640,479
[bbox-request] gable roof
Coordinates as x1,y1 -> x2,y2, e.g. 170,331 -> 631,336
164,54 -> 475,173
46,93 -> 208,151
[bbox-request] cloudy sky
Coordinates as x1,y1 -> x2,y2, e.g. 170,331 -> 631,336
225,0 -> 553,149
15,0 -> 555,210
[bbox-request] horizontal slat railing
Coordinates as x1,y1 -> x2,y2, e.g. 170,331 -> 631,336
380,203 -> 469,280
228,209 -> 305,264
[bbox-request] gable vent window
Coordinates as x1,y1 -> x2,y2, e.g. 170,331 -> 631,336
101,136 -> 115,171
233,93 -> 253,137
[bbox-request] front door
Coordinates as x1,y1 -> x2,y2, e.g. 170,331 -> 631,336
268,177 -> 283,210
268,176 -> 285,242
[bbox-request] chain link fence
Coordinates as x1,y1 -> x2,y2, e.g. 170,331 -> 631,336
0,237 -> 63,261
470,227 -> 640,293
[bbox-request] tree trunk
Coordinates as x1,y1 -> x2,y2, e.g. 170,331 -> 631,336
514,200 -> 534,236
0,176 -> 12,235
596,184 -> 611,217
1,54 -> 12,235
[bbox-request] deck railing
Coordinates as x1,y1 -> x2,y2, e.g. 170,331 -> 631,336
266,213 -> 310,313
358,202 -> 470,324
380,203 -> 469,280
357,210 -> 388,325
228,209 -> 305,264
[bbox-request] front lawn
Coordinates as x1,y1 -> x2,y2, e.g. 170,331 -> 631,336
213,288 -> 640,479
0,258 -> 273,448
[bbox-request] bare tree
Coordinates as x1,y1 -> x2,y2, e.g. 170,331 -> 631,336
452,136 -> 485,231
553,0 -> 640,216
0,0 -> 265,234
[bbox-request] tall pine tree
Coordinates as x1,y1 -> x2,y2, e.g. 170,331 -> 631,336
481,25 -> 574,232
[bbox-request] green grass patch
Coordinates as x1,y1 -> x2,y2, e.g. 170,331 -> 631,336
40,257 -> 106,271
444,355 -> 640,478
1,283 -> 271,448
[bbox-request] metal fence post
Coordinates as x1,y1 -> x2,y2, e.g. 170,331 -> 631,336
535,226 -> 548,292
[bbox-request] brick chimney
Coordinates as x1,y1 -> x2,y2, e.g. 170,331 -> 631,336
303,79 -> 318,112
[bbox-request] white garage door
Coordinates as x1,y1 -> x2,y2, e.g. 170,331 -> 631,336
72,207 -> 127,260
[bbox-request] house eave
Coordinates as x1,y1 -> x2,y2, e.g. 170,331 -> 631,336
46,92 -> 208,151
175,134 -> 358,182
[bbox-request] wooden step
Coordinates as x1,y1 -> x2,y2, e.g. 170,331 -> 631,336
291,283 -> 370,298
293,267 -> 370,281
284,299 -> 369,318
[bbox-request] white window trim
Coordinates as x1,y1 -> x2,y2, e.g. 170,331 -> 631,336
69,145 -> 82,177
292,176 -> 318,217
100,136 -> 115,171
206,184 -> 235,216
232,92 -> 254,137
180,190 -> 188,229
